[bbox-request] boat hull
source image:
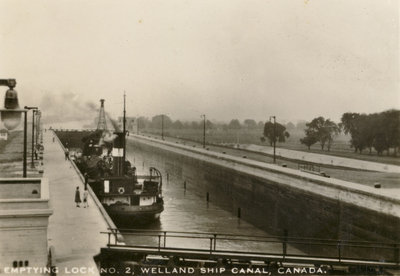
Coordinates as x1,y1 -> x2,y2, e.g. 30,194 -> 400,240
104,202 -> 164,224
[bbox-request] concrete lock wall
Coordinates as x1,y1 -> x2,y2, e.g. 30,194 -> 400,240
129,136 -> 400,258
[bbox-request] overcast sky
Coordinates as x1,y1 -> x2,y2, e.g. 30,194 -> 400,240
0,0 -> 398,125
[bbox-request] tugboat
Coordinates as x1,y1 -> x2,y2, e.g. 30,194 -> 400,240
75,96 -> 164,223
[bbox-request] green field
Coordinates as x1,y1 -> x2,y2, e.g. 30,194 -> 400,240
141,128 -> 400,166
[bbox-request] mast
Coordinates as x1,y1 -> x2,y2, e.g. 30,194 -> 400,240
122,92 -> 126,175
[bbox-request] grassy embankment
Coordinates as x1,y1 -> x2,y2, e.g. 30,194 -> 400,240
140,128 -> 400,166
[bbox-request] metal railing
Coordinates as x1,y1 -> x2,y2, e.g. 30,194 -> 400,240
101,228 -> 400,267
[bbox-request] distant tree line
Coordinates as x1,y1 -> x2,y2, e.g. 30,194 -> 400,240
299,109 -> 399,156
136,115 -> 266,131
340,110 -> 399,155
135,109 -> 399,157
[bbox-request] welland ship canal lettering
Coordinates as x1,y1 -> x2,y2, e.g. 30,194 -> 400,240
137,267 -> 326,274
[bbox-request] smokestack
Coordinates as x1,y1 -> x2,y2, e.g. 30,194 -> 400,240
112,132 -> 124,176
100,99 -> 105,107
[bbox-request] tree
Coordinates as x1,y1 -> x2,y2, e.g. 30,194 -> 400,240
303,117 -> 340,151
300,135 -> 318,150
371,111 -> 398,156
171,120 -> 183,129
295,121 -> 307,131
183,121 -> 191,129
286,122 -> 295,131
341,110 -> 400,156
205,120 -> 214,130
243,119 -> 257,129
324,119 -> 341,151
137,116 -> 150,130
151,114 -> 172,129
191,121 -> 200,129
263,121 -> 290,146
381,109 -> 400,156
340,112 -> 365,153
228,119 -> 241,129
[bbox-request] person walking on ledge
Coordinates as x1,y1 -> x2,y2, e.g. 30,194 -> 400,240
83,188 -> 89,208
65,148 -> 69,161
84,172 -> 88,190
75,186 -> 81,207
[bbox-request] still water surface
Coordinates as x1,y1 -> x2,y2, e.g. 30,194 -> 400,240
119,151 -> 303,256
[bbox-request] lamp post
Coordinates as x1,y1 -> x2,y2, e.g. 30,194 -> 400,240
25,106 -> 38,168
36,110 -> 42,150
269,116 -> 276,163
201,114 -> 206,148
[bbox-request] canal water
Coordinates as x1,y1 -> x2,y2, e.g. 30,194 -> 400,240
121,148 -> 303,256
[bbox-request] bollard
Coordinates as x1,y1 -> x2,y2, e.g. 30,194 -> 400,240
237,207 -> 241,218
206,192 -> 209,202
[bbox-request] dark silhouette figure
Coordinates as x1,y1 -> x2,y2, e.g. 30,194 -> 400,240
75,186 -> 81,207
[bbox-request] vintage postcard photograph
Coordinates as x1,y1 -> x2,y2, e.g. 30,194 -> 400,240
0,0 -> 399,275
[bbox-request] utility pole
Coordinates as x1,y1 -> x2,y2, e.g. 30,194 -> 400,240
161,114 -> 164,140
270,116 -> 276,163
136,115 -> 139,134
123,92 -> 126,175
23,111 -> 27,176
201,114 -> 206,148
